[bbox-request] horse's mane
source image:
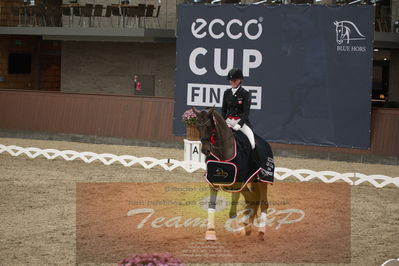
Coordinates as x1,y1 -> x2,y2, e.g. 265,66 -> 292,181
211,109 -> 235,159
212,110 -> 230,136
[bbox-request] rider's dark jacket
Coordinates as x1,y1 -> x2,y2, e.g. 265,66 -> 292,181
221,85 -> 252,128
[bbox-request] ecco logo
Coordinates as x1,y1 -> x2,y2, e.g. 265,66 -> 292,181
191,18 -> 263,40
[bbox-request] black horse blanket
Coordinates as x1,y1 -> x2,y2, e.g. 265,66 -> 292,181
205,131 -> 274,192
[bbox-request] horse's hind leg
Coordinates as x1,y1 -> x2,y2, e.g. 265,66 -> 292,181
257,182 -> 269,240
206,186 -> 218,241
239,186 -> 260,236
228,191 -> 241,235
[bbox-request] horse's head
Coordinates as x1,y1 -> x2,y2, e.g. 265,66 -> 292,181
334,21 -> 353,45
334,21 -> 344,45
192,106 -> 216,156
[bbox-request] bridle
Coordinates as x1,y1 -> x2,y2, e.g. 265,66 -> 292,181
197,116 -> 234,146
196,118 -> 211,128
196,118 -> 213,143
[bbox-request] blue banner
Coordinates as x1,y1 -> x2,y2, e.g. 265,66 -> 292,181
174,4 -> 374,149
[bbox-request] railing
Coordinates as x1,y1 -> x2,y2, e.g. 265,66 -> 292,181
1,1 -> 397,33
1,143 -> 398,187
0,1 -> 170,29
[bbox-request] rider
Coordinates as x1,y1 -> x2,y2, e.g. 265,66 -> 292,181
222,68 -> 256,150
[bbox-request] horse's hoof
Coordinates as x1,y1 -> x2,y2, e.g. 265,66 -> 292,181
205,230 -> 217,241
258,232 -> 265,241
234,223 -> 251,236
236,228 -> 246,237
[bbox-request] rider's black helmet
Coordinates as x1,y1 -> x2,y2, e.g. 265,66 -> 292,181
227,68 -> 243,80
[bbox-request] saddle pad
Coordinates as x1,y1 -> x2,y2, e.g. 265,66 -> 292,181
206,160 -> 237,186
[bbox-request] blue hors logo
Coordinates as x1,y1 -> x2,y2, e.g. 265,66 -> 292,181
334,20 -> 366,45
214,167 -> 229,178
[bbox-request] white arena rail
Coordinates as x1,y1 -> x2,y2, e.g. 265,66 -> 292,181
0,144 -> 398,188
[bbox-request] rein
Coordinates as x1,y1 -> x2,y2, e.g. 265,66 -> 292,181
196,118 -> 211,127
198,116 -> 234,147
210,131 -> 234,147
197,118 -> 214,143
194,109 -> 236,161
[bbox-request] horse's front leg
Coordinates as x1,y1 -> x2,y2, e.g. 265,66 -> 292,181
206,186 -> 218,241
257,182 -> 269,241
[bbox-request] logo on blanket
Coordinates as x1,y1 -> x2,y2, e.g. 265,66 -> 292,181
214,168 -> 228,178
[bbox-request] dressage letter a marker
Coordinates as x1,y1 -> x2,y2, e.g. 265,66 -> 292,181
193,146 -> 199,154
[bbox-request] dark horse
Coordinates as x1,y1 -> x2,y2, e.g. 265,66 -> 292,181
192,107 -> 274,241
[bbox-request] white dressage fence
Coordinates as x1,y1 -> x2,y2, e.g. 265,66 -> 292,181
0,144 -> 398,188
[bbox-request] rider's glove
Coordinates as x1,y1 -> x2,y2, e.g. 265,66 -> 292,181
233,124 -> 241,131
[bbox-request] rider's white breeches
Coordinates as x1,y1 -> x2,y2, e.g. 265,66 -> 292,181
241,124 -> 256,149
226,118 -> 255,149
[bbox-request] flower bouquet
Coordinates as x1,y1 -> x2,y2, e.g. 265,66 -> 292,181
181,109 -> 200,140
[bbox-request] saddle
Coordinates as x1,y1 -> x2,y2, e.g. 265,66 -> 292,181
205,131 -> 275,192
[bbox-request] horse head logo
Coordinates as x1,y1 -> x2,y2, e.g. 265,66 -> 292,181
334,20 -> 365,45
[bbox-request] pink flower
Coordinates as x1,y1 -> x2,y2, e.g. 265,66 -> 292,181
117,253 -> 185,266
181,109 -> 198,126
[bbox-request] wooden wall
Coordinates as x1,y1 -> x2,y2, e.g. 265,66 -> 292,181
0,90 -> 399,157
0,35 -> 61,91
0,90 -> 179,141
370,108 -> 399,156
